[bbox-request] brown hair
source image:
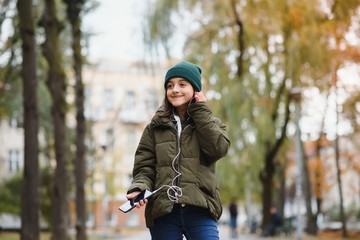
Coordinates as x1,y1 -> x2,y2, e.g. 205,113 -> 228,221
158,92 -> 173,117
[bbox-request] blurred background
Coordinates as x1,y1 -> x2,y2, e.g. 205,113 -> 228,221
0,0 -> 360,239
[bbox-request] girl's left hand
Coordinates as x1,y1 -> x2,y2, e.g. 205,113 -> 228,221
126,191 -> 148,208
194,91 -> 207,103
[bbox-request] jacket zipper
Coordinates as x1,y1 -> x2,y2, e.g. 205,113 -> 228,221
175,130 -> 181,188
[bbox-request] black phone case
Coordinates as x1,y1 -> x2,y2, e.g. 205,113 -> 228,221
118,190 -> 154,213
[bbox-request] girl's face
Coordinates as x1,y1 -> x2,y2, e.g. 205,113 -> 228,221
166,77 -> 194,110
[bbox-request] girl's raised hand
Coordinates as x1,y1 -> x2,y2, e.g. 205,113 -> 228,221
194,91 -> 207,103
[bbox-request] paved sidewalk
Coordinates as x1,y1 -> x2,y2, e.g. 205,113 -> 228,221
96,225 -> 263,240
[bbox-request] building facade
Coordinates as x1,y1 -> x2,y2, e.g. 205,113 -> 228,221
82,60 -> 164,228
0,118 -> 24,182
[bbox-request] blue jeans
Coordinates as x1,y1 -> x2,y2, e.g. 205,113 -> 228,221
229,216 -> 238,238
149,204 -> 220,240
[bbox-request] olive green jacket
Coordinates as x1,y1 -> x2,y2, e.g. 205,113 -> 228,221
127,102 -> 231,227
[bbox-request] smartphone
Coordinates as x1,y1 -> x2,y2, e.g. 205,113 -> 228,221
118,190 -> 154,213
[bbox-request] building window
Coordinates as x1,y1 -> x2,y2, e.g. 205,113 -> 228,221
126,126 -> 136,153
104,89 -> 114,111
105,128 -> 114,148
9,117 -> 18,128
145,90 -> 158,112
124,91 -> 135,110
8,149 -> 20,173
8,114 -> 22,128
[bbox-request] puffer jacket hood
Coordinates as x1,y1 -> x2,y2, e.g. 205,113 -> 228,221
128,102 -> 231,227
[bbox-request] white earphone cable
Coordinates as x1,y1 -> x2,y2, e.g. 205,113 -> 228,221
153,114 -> 183,203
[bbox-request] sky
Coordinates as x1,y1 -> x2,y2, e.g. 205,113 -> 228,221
0,0 -> 183,63
83,0 -> 186,63
83,0 -> 148,62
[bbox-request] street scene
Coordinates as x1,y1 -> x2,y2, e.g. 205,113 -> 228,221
1,0 -> 360,239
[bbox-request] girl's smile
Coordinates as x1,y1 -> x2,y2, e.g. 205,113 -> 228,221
166,77 -> 194,111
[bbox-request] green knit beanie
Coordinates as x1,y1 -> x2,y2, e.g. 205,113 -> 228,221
164,61 -> 202,92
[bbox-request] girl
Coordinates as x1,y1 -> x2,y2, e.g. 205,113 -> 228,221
126,61 -> 231,239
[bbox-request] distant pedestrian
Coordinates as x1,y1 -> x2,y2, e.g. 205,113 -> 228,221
263,206 -> 282,237
229,197 -> 238,238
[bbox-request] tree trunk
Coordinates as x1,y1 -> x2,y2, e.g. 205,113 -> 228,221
40,0 -> 69,239
277,165 -> 286,218
313,90 -> 330,228
334,81 -> 348,238
314,137 -> 324,231
335,124 -> 348,238
17,0 -> 40,239
64,0 -> 87,239
229,0 -> 245,77
260,154 -> 274,230
302,138 -> 318,235
260,92 -> 291,230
